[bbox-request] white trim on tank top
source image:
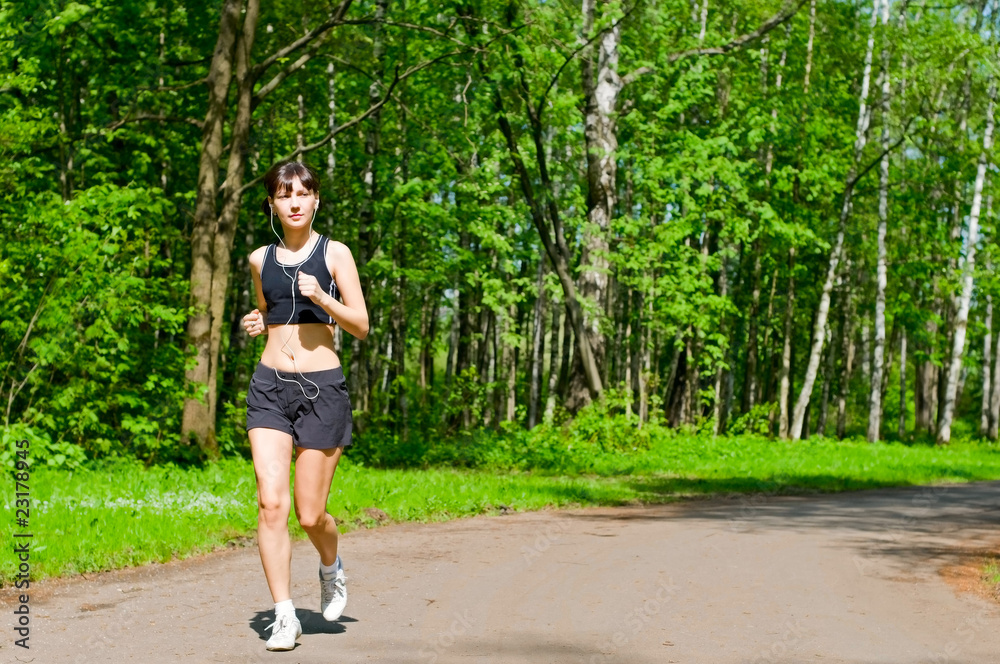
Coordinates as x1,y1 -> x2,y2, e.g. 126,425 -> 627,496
271,233 -> 324,268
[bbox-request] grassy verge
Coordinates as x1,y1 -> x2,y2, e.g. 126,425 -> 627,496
984,558 -> 1000,598
3,434 -> 1000,585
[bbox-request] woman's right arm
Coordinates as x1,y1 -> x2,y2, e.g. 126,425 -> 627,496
243,247 -> 269,337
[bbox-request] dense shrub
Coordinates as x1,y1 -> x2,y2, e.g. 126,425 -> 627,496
0,185 -> 190,466
351,388 -> 665,473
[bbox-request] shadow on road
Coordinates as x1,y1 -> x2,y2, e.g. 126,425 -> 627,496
555,479 -> 1000,572
378,633 -> 668,664
248,609 -> 354,640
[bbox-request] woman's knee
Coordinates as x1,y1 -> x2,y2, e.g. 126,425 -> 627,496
258,493 -> 290,528
295,507 -> 331,531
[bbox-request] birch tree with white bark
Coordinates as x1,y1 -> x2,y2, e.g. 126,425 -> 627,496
867,0 -> 892,442
790,0 -> 881,440
936,73 -> 996,443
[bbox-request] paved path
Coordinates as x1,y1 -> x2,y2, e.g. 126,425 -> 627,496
3,480 -> 1000,664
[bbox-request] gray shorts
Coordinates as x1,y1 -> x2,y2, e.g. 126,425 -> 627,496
245,362 -> 353,449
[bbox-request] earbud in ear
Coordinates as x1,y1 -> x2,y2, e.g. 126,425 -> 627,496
316,200 -> 321,208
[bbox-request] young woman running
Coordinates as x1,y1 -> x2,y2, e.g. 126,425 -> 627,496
242,160 -> 368,651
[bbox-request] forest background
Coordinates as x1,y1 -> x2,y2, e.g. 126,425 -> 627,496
4,0 -> 1000,474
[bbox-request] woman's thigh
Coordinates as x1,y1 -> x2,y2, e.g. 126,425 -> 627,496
293,446 -> 343,521
250,428 -> 294,510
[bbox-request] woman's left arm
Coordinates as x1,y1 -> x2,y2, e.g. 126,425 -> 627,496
297,241 -> 369,340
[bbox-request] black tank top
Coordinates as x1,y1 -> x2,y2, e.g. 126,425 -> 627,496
262,234 -> 340,325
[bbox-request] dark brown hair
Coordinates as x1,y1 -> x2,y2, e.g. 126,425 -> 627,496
260,160 -> 320,215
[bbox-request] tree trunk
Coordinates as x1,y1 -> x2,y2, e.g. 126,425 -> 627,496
639,289 -> 653,425
790,0 -> 879,440
936,301 -> 953,432
917,356 -> 938,435
867,0 -> 891,442
528,261 -> 546,428
505,305 -> 517,422
898,328 -> 907,438
713,249 -> 731,434
778,0 -> 814,435
684,334 -> 699,426
817,320 -> 837,436
180,0 -> 254,454
544,299 -> 563,423
743,25 -> 786,419
778,247 -> 796,438
420,295 -> 437,394
802,307 -> 817,439
743,240 -> 762,414
357,0 -> 389,276
325,60 -> 337,230
478,41 -> 603,411
662,333 -> 682,424
861,318 -> 871,386
479,288 -> 496,379
761,267 -> 779,410
567,0 -> 622,411
879,321 -> 899,427
393,245 -> 408,435
837,265 -> 857,439
207,0 -> 261,423
990,323 -> 1000,440
668,335 -> 694,427
445,292 -> 459,385
351,0 -> 389,413
981,293 -> 993,436
629,289 -> 642,414
937,76 -> 996,444
558,303 -> 574,402
618,286 -> 630,391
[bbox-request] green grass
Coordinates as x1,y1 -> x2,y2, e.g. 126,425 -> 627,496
4,433 -> 1000,585
983,560 -> 1000,587
983,555 -> 1000,604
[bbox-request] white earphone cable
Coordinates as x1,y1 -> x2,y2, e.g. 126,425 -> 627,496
268,202 -> 321,401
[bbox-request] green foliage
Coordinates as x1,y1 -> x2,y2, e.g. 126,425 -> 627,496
0,423 -> 86,471
4,0 -> 1000,462
558,388 -> 654,453
353,385 -> 660,471
0,185 -> 189,461
729,403 -> 775,436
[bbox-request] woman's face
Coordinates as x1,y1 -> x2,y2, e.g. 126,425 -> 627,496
269,175 -> 318,230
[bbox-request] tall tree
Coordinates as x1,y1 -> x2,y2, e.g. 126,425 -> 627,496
180,0 -> 253,453
867,0 -> 892,442
937,72 -> 996,443
791,0 -> 881,440
567,0 -> 623,410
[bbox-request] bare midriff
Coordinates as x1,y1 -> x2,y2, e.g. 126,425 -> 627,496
260,323 -> 342,372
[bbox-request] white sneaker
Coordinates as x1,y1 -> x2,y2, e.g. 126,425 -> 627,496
320,558 -> 348,621
264,612 -> 301,651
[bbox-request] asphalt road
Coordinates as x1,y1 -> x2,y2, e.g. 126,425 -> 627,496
3,480 -> 1000,664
